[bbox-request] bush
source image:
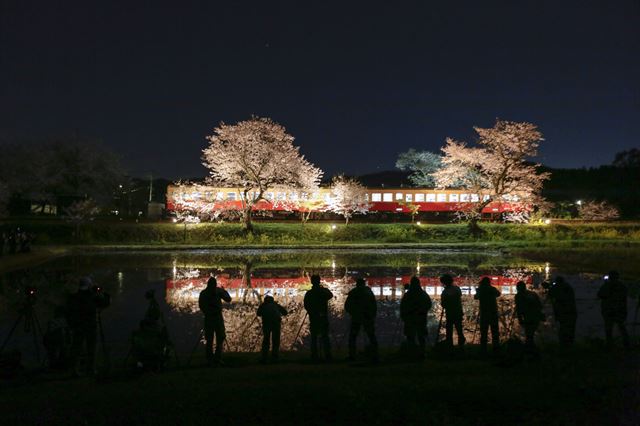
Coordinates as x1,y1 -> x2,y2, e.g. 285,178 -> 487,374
2,220 -> 640,246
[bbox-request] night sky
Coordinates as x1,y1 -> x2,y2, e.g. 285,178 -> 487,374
1,0 -> 638,179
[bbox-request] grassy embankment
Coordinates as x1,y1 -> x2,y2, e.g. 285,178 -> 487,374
4,221 -> 640,248
0,347 -> 637,425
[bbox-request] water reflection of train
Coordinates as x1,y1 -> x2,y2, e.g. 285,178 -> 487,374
166,272 -> 533,304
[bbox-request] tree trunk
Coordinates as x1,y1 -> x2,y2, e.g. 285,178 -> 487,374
345,215 -> 349,225
242,207 -> 253,232
467,217 -> 482,236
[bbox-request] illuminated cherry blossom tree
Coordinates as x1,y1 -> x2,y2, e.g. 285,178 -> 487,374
171,180 -> 241,224
578,200 -> 620,221
325,176 -> 370,224
433,120 -> 550,232
202,117 -> 323,231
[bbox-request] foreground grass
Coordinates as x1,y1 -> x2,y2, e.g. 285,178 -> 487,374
3,220 -> 640,247
1,346 -> 638,425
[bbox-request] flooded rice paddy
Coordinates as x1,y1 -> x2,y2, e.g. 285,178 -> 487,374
1,248 -> 638,364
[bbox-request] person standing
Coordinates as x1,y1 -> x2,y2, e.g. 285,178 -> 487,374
515,281 -> 544,356
66,277 -> 110,375
440,274 -> 465,350
345,277 -> 379,362
474,277 -> 501,353
257,295 -> 288,363
400,276 -> 432,358
303,275 -> 333,361
597,271 -> 630,349
198,277 -> 231,366
547,276 -> 577,346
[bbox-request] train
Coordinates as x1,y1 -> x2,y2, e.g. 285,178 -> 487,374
166,183 -> 526,220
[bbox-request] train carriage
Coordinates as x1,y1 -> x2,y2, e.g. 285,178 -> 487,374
166,184 -> 525,218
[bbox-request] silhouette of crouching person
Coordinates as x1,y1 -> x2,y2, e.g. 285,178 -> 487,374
257,295 -> 288,363
198,277 -> 231,366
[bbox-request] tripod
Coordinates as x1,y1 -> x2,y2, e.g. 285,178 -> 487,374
96,309 -> 111,373
1,301 -> 43,363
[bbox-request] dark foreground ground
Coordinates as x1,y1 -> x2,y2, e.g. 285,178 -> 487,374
1,345 -> 638,426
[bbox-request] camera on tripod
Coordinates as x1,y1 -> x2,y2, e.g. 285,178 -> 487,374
92,285 -> 111,309
24,286 -> 37,306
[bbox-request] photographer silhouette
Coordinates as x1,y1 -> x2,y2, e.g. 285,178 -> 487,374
66,277 -> 110,375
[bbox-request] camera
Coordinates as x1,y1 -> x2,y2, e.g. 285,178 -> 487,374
24,286 -> 37,305
603,275 -> 609,280
92,285 -> 111,309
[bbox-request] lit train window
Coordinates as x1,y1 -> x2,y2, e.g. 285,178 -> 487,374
276,192 -> 285,200
300,192 -> 309,200
216,192 -> 224,201
383,193 -> 393,202
436,193 -> 447,202
426,193 -> 435,202
449,194 -> 459,202
460,194 -> 470,202
323,193 -> 331,202
289,192 -> 298,200
371,193 -> 382,202
415,193 -> 424,202
483,195 -> 491,202
405,194 -> 413,202
227,192 -> 236,201
204,191 -> 213,201
471,194 -> 479,202
395,193 -> 403,200
265,192 -> 274,200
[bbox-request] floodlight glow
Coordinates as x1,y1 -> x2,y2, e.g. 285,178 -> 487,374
416,221 -> 421,225
331,224 -> 336,230
576,200 -> 582,206
544,219 -> 551,225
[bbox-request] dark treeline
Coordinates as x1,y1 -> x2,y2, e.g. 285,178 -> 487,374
542,165 -> 640,218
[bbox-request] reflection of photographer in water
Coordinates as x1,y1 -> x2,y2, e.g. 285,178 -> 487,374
66,277 -> 110,374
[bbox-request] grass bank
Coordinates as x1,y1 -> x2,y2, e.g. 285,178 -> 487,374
4,221 -> 640,247
0,347 -> 637,425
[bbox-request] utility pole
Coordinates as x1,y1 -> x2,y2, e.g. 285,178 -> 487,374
148,172 -> 153,202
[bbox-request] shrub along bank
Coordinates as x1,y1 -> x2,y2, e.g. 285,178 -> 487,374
3,221 -> 640,246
